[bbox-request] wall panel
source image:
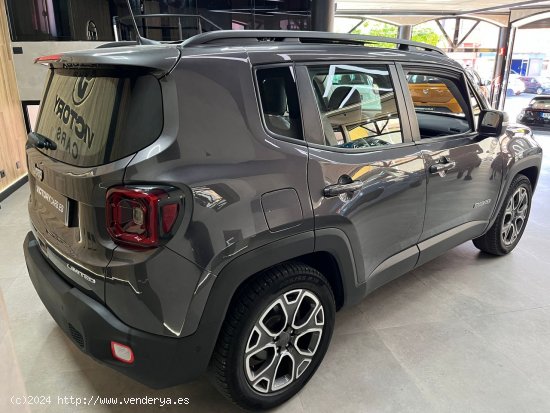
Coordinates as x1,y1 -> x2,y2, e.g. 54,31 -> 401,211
0,0 -> 28,193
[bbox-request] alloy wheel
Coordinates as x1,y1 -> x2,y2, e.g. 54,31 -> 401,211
244,289 -> 325,394
501,186 -> 529,247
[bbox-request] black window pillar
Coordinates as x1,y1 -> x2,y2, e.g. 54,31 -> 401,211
312,0 -> 335,32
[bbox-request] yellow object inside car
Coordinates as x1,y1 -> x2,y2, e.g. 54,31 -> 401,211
408,83 -> 462,114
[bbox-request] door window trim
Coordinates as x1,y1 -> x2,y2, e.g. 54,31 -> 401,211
397,63 -> 477,143
295,61 -> 414,153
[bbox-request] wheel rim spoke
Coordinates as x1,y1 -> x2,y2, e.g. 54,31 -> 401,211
291,291 -> 323,333
288,346 -> 312,379
244,288 -> 325,394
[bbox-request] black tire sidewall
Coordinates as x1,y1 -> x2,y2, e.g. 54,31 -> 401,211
229,272 -> 335,409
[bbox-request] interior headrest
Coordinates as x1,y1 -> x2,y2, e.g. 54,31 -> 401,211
261,77 -> 287,116
328,86 -> 361,111
341,74 -> 352,84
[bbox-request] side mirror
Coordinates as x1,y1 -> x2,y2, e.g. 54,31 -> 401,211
478,110 -> 508,136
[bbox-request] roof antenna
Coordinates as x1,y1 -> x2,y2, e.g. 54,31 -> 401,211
125,0 -> 159,45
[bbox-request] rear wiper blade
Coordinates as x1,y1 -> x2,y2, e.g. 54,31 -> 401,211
27,132 -> 57,150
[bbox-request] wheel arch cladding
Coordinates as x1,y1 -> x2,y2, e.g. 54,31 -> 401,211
518,166 -> 539,190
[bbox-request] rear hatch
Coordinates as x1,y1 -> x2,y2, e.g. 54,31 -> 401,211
27,45 -> 179,301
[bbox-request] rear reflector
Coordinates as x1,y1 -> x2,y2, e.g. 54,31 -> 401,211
111,341 -> 134,364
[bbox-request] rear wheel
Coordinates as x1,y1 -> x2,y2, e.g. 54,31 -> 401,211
210,262 -> 335,410
473,174 -> 532,255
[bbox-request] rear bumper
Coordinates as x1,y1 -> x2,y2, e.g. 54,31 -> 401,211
23,231 -> 212,388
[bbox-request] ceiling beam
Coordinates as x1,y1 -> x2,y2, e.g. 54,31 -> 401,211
335,0 -> 550,17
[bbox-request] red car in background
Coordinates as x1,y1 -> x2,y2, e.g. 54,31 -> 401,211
519,76 -> 544,94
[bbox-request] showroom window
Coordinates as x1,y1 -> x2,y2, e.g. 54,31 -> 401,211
405,72 -> 473,138
257,67 -> 303,140
308,64 -> 404,149
5,0 -> 312,42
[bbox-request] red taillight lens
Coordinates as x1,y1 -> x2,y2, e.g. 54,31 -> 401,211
161,203 -> 179,233
34,54 -> 63,64
106,186 -> 182,248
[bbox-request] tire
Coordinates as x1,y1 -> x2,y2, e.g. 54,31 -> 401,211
537,87 -> 543,95
210,262 -> 335,410
473,174 -> 532,255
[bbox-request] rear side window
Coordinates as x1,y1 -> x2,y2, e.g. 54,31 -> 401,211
531,98 -> 550,109
35,70 -> 163,167
406,73 -> 472,138
257,67 -> 302,140
308,64 -> 403,149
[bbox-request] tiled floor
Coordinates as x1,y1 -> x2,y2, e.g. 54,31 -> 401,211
1,130 -> 550,413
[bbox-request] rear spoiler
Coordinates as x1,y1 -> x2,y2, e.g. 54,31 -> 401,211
34,45 -> 181,76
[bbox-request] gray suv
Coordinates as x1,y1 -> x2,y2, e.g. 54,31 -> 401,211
23,31 -> 542,410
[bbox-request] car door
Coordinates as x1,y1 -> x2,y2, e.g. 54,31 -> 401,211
398,64 -> 502,265
296,62 -> 426,293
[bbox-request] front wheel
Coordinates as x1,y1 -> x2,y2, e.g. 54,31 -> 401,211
473,174 -> 532,255
210,262 -> 335,410
537,87 -> 543,95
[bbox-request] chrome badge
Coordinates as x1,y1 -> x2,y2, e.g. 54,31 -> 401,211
32,164 -> 44,181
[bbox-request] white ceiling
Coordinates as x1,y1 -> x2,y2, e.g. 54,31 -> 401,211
336,0 -> 550,14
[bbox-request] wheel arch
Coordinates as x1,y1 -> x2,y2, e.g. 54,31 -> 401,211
210,229 -> 362,321
184,229 -> 364,377
486,154 -> 541,232
518,165 -> 539,191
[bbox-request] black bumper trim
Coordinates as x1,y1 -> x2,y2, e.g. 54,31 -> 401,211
23,231 -> 212,388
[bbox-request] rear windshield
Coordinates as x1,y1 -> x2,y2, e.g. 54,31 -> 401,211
531,98 -> 550,110
35,70 -> 163,167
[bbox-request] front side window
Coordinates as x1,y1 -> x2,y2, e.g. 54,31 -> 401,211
257,67 -> 302,140
308,64 -> 403,149
406,73 -> 472,138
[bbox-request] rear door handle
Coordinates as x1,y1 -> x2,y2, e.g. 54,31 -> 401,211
429,157 -> 456,174
323,180 -> 363,197
429,163 -> 456,174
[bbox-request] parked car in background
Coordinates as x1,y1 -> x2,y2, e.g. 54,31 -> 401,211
508,75 -> 526,96
519,76 -> 543,94
517,96 -> 550,127
534,77 -> 550,95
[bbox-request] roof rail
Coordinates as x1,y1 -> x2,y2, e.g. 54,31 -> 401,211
181,30 -> 445,55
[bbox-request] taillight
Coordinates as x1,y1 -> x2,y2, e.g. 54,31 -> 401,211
106,186 -> 182,248
34,54 -> 63,65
